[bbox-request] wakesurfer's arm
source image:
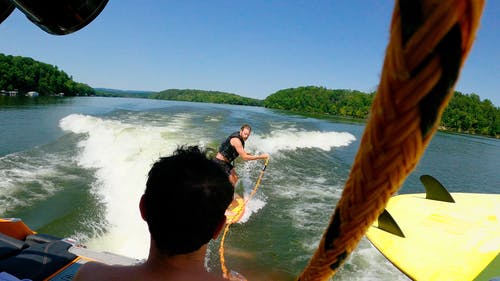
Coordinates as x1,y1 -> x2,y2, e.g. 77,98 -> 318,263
230,138 -> 269,161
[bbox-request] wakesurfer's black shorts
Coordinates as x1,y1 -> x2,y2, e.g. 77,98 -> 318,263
213,158 -> 233,176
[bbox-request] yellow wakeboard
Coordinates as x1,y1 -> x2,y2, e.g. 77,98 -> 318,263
226,194 -> 245,224
366,175 -> 500,281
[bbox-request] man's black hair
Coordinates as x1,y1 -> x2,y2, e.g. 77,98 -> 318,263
144,145 -> 234,255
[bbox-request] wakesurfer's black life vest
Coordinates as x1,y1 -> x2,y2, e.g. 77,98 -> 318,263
218,131 -> 245,163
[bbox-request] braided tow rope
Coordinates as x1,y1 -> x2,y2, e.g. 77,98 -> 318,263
219,158 -> 269,280
298,1 -> 485,280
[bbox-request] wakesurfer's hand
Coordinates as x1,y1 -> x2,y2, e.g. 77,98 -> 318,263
261,153 -> 269,160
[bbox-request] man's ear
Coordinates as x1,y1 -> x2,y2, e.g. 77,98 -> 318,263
212,216 -> 227,239
139,194 -> 147,221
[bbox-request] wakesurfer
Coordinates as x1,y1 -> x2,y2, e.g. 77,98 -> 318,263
213,124 -> 269,187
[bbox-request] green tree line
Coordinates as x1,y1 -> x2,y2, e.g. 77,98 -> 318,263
95,88 -> 154,98
0,53 -> 95,96
150,89 -> 263,106
441,92 -> 499,136
263,86 -> 499,137
263,86 -> 374,119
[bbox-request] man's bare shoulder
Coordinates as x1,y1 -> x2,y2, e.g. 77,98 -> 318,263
74,260 -> 229,281
74,261 -> 139,281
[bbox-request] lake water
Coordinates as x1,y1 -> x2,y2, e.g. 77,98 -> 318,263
1,96 -> 498,280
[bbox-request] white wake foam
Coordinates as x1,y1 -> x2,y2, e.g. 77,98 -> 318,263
60,114 -> 193,258
247,129 -> 356,154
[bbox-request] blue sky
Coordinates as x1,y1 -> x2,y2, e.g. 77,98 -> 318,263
0,1 -> 498,105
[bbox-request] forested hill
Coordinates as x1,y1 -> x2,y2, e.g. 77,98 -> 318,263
264,86 -> 499,137
0,53 -> 94,96
95,88 -> 154,98
263,86 -> 374,119
151,89 -> 263,106
441,92 -> 499,136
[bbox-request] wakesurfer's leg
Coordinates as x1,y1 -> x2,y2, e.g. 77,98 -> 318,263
229,169 -> 238,188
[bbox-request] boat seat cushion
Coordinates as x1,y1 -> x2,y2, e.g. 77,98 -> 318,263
25,233 -> 62,245
0,240 -> 77,280
0,233 -> 28,259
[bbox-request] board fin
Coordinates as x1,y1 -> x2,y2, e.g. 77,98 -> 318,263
420,175 -> 455,203
377,209 -> 405,238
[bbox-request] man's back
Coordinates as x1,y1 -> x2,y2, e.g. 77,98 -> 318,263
74,259 -> 228,281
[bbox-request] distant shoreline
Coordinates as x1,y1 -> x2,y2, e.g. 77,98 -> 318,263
0,89 -> 500,139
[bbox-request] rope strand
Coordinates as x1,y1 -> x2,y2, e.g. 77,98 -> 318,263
219,158 -> 269,280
